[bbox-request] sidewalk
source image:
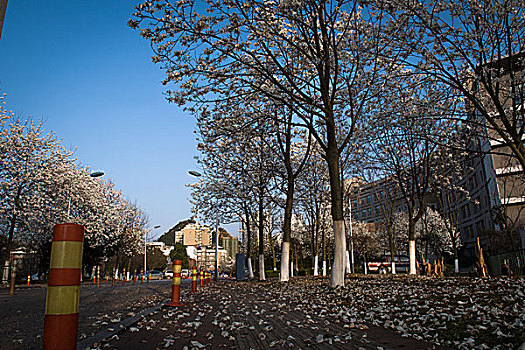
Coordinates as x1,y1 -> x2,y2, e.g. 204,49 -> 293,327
101,278 -> 442,350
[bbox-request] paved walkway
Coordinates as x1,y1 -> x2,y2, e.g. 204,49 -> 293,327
101,279 -> 443,350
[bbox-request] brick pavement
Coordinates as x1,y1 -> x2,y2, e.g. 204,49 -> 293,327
100,278 -> 443,350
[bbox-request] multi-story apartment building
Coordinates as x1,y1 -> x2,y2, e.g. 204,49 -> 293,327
174,222 -> 211,247
220,231 -> 239,261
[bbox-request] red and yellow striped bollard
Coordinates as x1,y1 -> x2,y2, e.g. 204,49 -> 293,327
166,260 -> 184,307
27,274 -> 30,287
43,224 -> 84,350
200,269 -> 204,287
191,266 -> 197,293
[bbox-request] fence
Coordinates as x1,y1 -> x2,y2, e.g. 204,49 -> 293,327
487,249 -> 525,276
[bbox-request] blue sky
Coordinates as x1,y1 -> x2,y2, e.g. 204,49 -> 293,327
0,0 -> 234,239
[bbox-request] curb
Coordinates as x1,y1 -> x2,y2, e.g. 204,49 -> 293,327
77,302 -> 164,350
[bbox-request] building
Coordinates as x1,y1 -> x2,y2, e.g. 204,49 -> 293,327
346,54 -> 525,267
145,241 -> 174,257
174,222 -> 211,247
220,231 -> 239,260
195,246 -> 227,271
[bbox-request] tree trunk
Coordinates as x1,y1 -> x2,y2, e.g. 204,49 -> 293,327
454,246 -> 459,273
258,254 -> 265,281
280,175 -> 294,281
247,258 -> 254,279
244,207 -> 254,278
313,255 -> 319,276
345,251 -> 351,274
258,193 -> 265,281
408,218 -> 417,275
409,239 -> 417,275
326,122 -> 346,287
388,225 -> 396,275
322,226 -> 327,276
1,213 -> 17,283
268,229 -> 277,271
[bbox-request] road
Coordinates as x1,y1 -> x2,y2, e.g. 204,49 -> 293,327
0,279 -> 177,350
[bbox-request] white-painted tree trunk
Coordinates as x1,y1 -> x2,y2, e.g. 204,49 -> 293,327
330,221 -> 346,287
115,268 -> 119,280
280,242 -> 290,282
290,262 -> 294,277
409,240 -> 417,275
391,261 -> 396,275
345,250 -> 351,274
364,261 -> 368,274
313,255 -> 319,276
258,254 -> 265,281
322,260 -> 327,276
126,271 -> 130,281
247,258 -> 254,279
2,260 -> 10,284
454,259 -> 459,273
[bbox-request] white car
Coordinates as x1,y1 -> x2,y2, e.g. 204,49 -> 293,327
164,270 -> 173,278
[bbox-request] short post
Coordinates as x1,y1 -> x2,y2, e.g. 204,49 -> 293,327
43,224 -> 84,350
141,269 -> 144,284
191,266 -> 197,293
27,274 -> 31,287
111,268 -> 115,287
9,258 -> 17,295
122,267 -> 126,286
200,269 -> 204,287
166,260 -> 184,307
147,272 -> 150,283
133,269 -> 136,285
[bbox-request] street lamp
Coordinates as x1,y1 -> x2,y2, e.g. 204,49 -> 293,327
144,225 -> 161,274
189,170 -> 220,282
67,170 -> 105,221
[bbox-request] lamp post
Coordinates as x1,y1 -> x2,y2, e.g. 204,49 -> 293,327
189,170 -> 219,282
144,225 -> 161,274
66,170 -> 105,221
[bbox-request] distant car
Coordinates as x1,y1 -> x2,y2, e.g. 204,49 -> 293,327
366,255 -> 410,274
147,270 -> 164,280
164,270 -> 173,279
181,269 -> 189,278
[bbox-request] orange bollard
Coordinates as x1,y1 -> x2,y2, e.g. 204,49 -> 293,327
133,269 -> 136,285
43,224 -> 84,350
141,269 -> 144,284
191,266 -> 197,293
166,260 -> 184,307
106,276 -> 109,284
27,274 -> 30,287
122,268 -> 126,286
200,269 -> 204,287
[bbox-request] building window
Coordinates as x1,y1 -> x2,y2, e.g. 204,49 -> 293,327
353,200 -> 357,208
362,209 -> 367,218
366,195 -> 371,204
376,206 -> 381,215
354,212 -> 358,220
367,208 -> 372,217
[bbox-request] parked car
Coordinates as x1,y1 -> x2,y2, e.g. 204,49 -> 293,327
366,255 -> 410,274
164,270 -> 173,279
181,269 -> 189,278
147,270 -> 164,280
